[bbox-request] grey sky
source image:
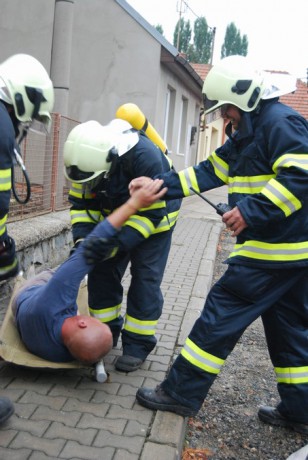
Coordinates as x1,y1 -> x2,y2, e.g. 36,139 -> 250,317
127,0 -> 308,80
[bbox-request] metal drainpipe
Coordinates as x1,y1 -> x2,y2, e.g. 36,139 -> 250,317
49,0 -> 75,210
50,0 -> 75,116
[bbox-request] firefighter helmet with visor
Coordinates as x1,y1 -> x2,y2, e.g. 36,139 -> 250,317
63,119 -> 139,184
202,55 -> 267,115
0,54 -> 54,131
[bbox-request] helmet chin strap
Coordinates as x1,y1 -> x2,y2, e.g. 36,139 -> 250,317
106,147 -> 119,176
16,123 -> 30,146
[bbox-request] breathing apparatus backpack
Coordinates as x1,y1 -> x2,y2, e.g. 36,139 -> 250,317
115,103 -> 168,155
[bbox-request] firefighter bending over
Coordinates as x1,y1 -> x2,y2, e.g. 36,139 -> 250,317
64,119 -> 181,372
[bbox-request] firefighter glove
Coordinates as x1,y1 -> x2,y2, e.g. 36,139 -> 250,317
83,235 -> 120,265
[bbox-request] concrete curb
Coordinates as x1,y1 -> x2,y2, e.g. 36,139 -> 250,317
1,210 -> 72,299
142,218 -> 222,460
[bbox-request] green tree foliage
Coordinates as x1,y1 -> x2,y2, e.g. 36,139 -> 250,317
241,34 -> 248,55
190,17 -> 213,63
173,16 -> 213,64
173,17 -> 192,52
221,22 -> 248,58
155,24 -> 164,36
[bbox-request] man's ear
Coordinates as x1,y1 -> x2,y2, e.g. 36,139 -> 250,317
77,318 -> 87,329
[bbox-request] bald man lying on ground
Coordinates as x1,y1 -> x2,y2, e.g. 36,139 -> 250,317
11,179 -> 167,364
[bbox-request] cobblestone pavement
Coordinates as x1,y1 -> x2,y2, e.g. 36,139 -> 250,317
0,189 -> 227,460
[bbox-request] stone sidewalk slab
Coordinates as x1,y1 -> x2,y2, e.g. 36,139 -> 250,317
0,188 -> 228,459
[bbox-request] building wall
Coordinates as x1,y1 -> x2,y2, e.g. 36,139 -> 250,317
0,0 -> 54,70
0,0 -> 202,170
69,0 -> 162,124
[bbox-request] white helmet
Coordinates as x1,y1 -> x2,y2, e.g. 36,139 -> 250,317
202,55 -> 268,114
0,54 -> 54,130
63,119 -> 139,183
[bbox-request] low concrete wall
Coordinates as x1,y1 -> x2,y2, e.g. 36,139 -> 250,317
0,210 -> 73,299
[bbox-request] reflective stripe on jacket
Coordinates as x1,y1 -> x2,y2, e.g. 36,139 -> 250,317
0,102 -> 15,240
159,99 -> 308,268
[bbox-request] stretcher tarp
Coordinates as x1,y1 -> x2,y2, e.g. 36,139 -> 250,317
0,275 -> 91,369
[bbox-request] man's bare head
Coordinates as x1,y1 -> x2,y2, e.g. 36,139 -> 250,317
61,315 -> 113,364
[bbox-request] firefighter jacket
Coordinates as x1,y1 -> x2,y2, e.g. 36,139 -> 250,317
68,132 -> 181,251
159,99 -> 308,268
0,102 -> 15,242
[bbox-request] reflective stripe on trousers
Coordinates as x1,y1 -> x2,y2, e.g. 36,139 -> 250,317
88,229 -> 174,359
161,264 -> 308,417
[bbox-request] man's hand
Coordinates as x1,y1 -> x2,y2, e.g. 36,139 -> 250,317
222,206 -> 248,237
128,178 -> 167,209
107,179 -> 167,230
128,177 -> 153,194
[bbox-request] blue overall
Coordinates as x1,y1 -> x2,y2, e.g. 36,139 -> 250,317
157,99 -> 308,422
162,264 -> 308,423
88,229 -> 173,358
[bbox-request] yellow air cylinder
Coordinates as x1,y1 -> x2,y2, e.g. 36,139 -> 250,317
116,103 -> 168,155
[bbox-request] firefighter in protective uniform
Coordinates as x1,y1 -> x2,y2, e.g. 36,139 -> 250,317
136,55 -> 308,434
64,119 -> 181,372
0,54 -> 54,283
0,54 -> 54,424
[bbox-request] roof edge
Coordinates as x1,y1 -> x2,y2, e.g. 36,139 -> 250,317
115,0 -> 179,56
175,54 -> 204,88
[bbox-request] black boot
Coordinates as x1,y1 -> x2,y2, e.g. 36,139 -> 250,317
136,385 -> 197,417
258,406 -> 308,434
115,355 -> 144,372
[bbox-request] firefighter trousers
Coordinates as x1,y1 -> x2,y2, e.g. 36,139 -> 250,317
161,264 -> 308,422
88,230 -> 173,359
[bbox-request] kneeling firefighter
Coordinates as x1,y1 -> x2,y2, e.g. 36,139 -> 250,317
64,118 -> 181,372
